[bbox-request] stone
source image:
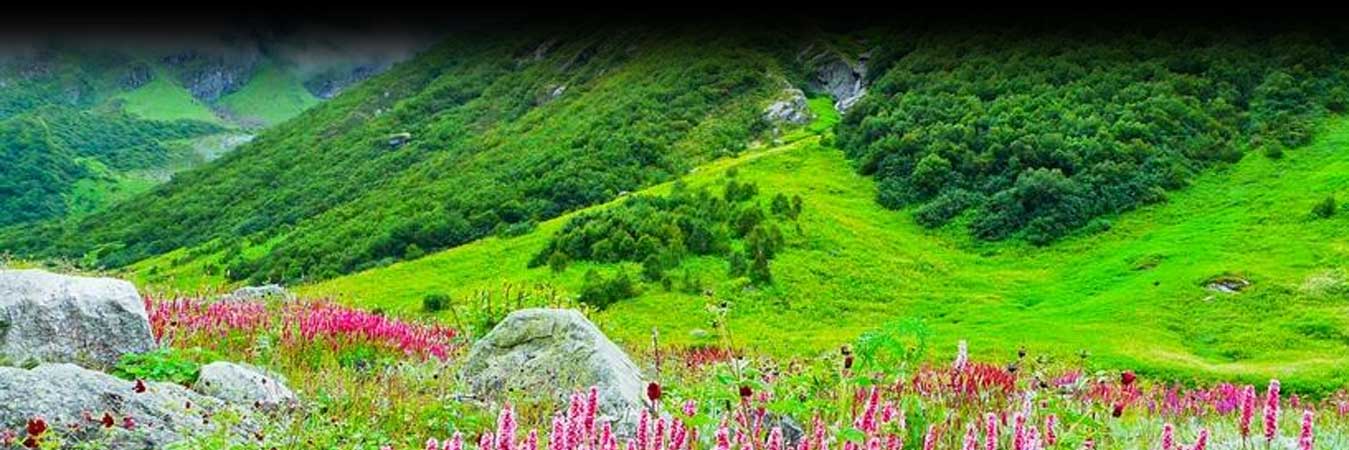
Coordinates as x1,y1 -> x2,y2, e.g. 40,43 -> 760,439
222,284 -> 291,302
460,309 -> 647,436
0,270 -> 155,370
0,363 -> 247,449
193,362 -> 297,411
763,88 -> 813,126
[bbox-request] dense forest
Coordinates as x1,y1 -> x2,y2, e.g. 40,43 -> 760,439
839,29 -> 1349,244
0,107 -> 221,226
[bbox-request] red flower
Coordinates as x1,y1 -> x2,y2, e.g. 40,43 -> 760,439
122,416 -> 137,430
1121,371 -> 1137,386
739,385 -> 753,399
1111,403 -> 1125,418
134,379 -> 147,393
101,412 -> 115,429
26,417 -> 46,437
22,436 -> 37,449
647,382 -> 662,402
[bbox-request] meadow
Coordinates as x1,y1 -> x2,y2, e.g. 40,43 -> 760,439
295,99 -> 1349,394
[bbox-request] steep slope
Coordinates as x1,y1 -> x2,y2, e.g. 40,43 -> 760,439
0,30 -> 428,226
14,25 -> 812,282
299,102 -> 1349,393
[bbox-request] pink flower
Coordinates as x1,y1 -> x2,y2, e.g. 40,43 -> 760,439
1043,414 -> 1057,446
445,433 -> 463,450
497,404 -> 517,450
962,422 -> 979,450
714,423 -> 731,450
1193,429 -> 1208,450
1013,413 -> 1026,450
768,427 -> 784,450
1240,385 -> 1256,439
984,412 -> 999,450
1299,410 -> 1314,450
1160,423 -> 1174,450
922,425 -> 937,450
427,438 -> 440,450
1265,379 -> 1281,443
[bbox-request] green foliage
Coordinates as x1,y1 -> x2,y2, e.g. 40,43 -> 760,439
578,268 -> 638,310
840,30 -> 1349,243
112,347 -> 212,385
1312,195 -> 1337,219
534,179 -> 795,297
421,293 -> 450,313
15,28 -> 781,282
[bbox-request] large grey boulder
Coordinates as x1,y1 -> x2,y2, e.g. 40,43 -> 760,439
193,362 -> 297,410
0,363 -> 245,449
763,88 -> 813,126
0,270 -> 155,369
461,309 -> 647,436
804,49 -> 869,112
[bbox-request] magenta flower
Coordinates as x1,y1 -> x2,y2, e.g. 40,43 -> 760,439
1299,409 -> 1314,450
962,422 -> 978,450
1265,379 -> 1281,443
984,412 -> 998,450
1043,414 -> 1057,446
1240,384 -> 1256,439
1160,423 -> 1174,450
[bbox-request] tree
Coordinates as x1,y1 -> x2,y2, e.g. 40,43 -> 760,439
547,251 -> 570,273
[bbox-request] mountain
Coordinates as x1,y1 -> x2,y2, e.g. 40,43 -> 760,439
5,21 -> 1349,390
0,25 -> 432,226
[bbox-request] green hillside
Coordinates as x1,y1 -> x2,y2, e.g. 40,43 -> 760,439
11,26 -> 797,282
218,63 -> 321,126
299,99 -> 1349,393
115,75 -> 224,124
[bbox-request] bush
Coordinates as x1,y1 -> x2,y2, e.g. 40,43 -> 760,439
578,269 -> 639,310
113,348 -> 211,386
1312,195 -> 1337,219
422,293 -> 451,313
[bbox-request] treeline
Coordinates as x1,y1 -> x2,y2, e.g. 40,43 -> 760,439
11,27 -> 786,284
839,30 -> 1349,244
532,177 -> 801,309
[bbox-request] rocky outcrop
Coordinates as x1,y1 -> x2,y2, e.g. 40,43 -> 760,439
193,362 -> 297,411
161,49 -> 260,103
460,309 -> 647,437
0,363 -> 246,449
763,88 -> 813,126
804,48 -> 870,112
222,284 -> 291,302
302,64 -> 382,99
0,270 -> 154,369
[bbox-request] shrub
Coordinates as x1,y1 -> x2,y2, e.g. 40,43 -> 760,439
422,293 -> 451,313
1312,195 -> 1337,218
113,348 -> 210,386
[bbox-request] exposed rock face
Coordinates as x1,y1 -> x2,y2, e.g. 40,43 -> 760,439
763,88 -> 813,126
460,309 -> 647,437
161,49 -> 260,103
119,62 -> 154,90
0,363 -> 242,449
805,49 -> 870,112
222,284 -> 291,302
303,64 -> 382,99
0,270 -> 154,369
193,362 -> 297,411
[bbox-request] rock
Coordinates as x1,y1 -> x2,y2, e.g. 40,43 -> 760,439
222,284 -> 291,302
388,132 -> 413,148
1205,275 -> 1251,293
0,363 -> 247,449
0,270 -> 154,370
460,309 -> 647,437
805,49 -> 869,112
303,64 -> 383,99
193,362 -> 297,411
161,49 -> 260,103
763,88 -> 813,126
765,413 -> 805,447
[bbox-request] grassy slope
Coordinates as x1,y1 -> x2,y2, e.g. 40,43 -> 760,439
299,99 -> 1349,392
217,63 -> 320,126
115,74 -> 223,124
